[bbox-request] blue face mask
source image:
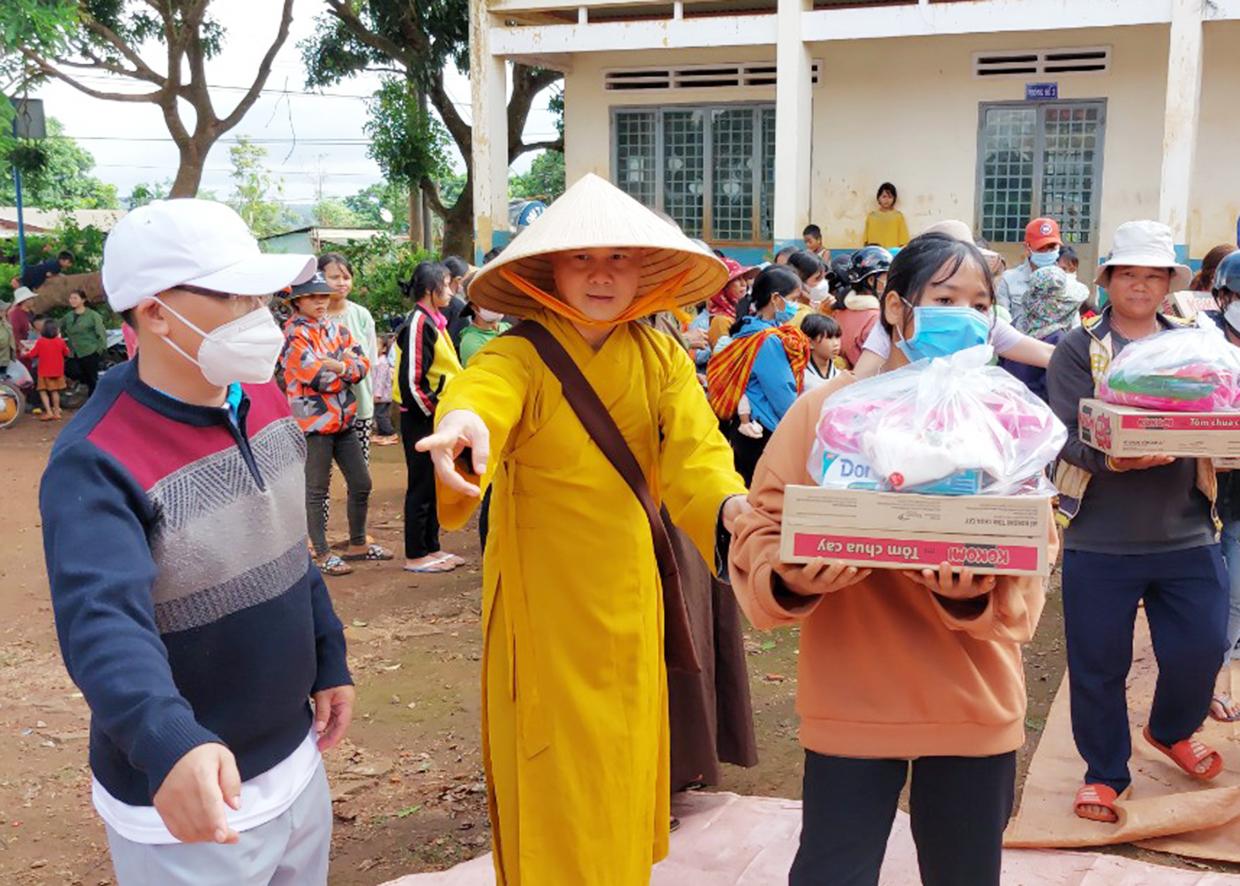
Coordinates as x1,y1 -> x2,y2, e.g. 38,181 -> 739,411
775,301 -> 797,324
895,305 -> 991,362
1030,249 -> 1060,269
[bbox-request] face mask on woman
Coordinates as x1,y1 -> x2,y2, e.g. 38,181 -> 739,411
775,299 -> 798,325
895,305 -> 991,362
808,281 -> 832,307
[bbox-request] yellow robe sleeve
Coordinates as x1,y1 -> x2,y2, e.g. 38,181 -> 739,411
433,337 -> 534,530
896,210 -> 910,247
653,335 -> 748,570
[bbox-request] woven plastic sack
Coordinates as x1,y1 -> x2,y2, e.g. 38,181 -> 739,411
808,345 -> 1066,496
1099,322 -> 1240,412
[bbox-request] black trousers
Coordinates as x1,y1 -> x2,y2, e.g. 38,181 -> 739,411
67,352 -> 101,397
730,427 -> 770,487
790,750 -> 1016,886
305,428 -> 371,556
401,410 -> 441,560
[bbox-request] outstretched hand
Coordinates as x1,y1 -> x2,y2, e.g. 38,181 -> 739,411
415,410 -> 490,497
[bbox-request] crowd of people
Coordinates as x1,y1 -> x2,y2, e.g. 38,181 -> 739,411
18,173 -> 1240,886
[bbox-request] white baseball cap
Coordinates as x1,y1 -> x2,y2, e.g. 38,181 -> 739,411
12,286 -> 36,306
102,198 -> 316,312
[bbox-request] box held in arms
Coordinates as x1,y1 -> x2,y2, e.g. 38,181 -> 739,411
1078,398 -> 1240,458
779,486 -> 1052,577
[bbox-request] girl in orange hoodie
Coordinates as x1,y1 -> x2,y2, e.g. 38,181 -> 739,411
730,232 -> 1058,886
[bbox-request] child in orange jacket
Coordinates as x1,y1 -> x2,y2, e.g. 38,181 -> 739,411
730,232 -> 1057,886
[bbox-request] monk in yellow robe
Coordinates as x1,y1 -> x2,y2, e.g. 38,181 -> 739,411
418,174 -> 750,885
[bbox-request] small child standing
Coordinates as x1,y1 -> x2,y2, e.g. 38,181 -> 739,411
800,314 -> 843,393
280,273 -> 392,576
372,333 -> 398,445
863,182 -> 910,249
29,318 -> 71,420
1021,265 -> 1089,401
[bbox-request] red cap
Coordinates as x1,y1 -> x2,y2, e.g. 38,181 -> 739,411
722,258 -> 756,284
1025,218 -> 1062,250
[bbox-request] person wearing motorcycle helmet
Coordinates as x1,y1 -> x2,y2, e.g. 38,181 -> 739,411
827,253 -> 854,303
1210,250 -> 1240,725
833,246 -> 892,367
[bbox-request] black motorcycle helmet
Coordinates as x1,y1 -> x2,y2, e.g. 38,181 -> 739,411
1214,251 -> 1240,302
827,254 -> 853,296
848,246 -> 893,294
1214,252 -> 1240,336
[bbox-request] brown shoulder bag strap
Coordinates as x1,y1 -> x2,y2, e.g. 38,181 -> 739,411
507,321 -> 701,674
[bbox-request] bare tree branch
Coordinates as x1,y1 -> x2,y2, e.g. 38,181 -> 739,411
324,0 -> 416,70
512,139 -> 565,158
426,68 -> 471,156
217,0 -> 295,132
19,50 -> 164,102
420,176 -> 447,217
78,13 -> 165,83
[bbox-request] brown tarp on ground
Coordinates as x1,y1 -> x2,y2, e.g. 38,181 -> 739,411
26,272 -> 105,313
384,791 -> 1240,885
1006,612 -> 1240,861
667,525 -> 758,791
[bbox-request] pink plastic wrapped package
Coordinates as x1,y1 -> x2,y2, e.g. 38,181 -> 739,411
809,345 -> 1067,496
1099,323 -> 1240,412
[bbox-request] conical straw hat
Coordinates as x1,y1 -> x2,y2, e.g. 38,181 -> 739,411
468,173 -> 728,319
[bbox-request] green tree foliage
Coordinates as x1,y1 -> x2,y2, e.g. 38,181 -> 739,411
125,180 -> 170,209
0,118 -> 118,210
226,137 -> 296,238
1,216 -> 105,301
4,1 -> 296,196
343,182 -> 409,233
301,0 -> 563,257
363,79 -> 451,198
330,233 -> 435,327
509,150 -> 565,203
312,198 -> 362,229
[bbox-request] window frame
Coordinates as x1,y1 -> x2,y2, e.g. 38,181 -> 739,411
611,101 -> 775,245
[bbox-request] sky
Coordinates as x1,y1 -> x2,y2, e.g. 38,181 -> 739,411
26,0 -> 559,206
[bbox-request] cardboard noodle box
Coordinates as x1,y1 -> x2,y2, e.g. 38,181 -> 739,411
1078,398 -> 1240,458
780,486 -> 1052,577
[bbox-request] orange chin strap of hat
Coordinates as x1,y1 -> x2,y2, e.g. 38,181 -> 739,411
498,266 -> 694,328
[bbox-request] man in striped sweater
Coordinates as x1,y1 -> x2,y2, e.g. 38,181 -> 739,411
40,199 -> 354,885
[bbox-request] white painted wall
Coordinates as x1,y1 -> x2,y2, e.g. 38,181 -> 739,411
807,25 -> 1168,268
1188,20 -> 1240,256
560,22 -> 1238,262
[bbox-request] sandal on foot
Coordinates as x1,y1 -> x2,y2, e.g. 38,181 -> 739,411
1144,725 -> 1224,781
341,543 -> 394,562
1073,784 -> 1122,823
403,554 -> 456,574
439,553 -> 466,567
317,554 -> 353,576
1210,693 -> 1240,723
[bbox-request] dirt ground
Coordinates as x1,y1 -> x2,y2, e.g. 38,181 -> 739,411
0,415 -> 1225,884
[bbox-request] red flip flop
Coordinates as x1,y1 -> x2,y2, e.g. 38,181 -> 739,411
1073,783 -> 1121,823
1144,725 -> 1224,781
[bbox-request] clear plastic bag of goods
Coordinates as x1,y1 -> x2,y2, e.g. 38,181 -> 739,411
1099,321 -> 1240,412
808,345 -> 1067,496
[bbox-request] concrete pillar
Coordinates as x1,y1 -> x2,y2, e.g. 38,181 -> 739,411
470,0 -> 512,264
1158,0 -> 1205,261
772,0 -> 812,250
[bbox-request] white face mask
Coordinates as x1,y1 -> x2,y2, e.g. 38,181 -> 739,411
808,281 -> 832,307
476,307 -> 505,324
154,297 -> 285,386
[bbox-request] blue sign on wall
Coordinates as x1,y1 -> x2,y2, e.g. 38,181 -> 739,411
1026,82 -> 1059,101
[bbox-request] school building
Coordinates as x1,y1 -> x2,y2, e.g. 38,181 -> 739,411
468,0 -> 1240,273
